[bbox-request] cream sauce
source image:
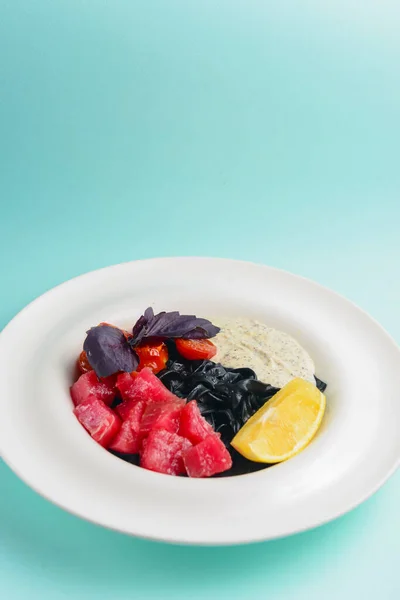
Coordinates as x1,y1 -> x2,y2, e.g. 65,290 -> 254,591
211,317 -> 315,388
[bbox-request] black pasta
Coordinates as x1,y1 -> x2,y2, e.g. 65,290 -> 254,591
314,376 -> 327,393
157,341 -> 327,477
158,343 -> 278,445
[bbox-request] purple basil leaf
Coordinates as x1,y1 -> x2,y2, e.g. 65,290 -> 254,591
180,326 -> 216,339
131,312 -> 151,340
129,308 -> 220,346
84,325 -> 138,378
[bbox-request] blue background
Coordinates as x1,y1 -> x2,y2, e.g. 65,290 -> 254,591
1,1 -> 399,598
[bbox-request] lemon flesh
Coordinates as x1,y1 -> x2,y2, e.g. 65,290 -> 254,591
231,378 -> 326,463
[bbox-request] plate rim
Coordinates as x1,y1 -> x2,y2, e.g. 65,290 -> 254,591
1,256 -> 399,546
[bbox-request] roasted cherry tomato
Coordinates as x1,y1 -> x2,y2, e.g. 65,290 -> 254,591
175,338 -> 217,361
77,350 -> 93,374
135,339 -> 168,374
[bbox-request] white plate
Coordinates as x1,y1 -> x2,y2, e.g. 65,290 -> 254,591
1,258 -> 399,545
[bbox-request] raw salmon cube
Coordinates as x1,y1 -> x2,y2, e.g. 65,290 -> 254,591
109,400 -> 146,454
183,435 -> 232,478
139,400 -> 185,440
74,397 -> 121,448
116,368 -> 178,404
140,430 -> 192,475
179,401 -> 214,444
70,370 -> 116,407
116,398 -> 137,420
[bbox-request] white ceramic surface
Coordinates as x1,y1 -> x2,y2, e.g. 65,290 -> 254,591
0,258 -> 399,545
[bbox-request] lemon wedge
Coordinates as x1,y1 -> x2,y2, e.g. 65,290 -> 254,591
231,378 -> 326,463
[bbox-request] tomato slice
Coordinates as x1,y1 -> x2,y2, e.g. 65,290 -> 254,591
175,338 -> 217,361
77,350 -> 93,374
135,339 -> 168,374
